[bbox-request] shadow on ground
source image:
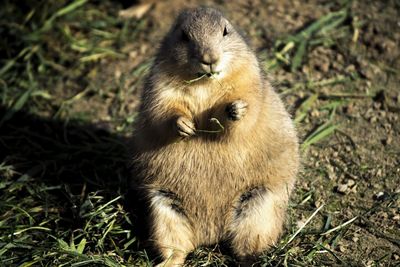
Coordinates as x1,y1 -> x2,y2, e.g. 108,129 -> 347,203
0,106 -> 155,257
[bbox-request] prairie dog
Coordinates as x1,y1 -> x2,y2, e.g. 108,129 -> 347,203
131,7 -> 299,266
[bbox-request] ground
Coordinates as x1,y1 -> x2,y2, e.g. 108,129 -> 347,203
0,0 -> 399,266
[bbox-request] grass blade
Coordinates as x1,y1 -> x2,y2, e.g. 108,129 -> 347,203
291,39 -> 307,72
295,94 -> 318,123
0,89 -> 32,128
302,123 -> 337,150
42,0 -> 88,31
283,204 -> 324,248
76,238 -> 87,254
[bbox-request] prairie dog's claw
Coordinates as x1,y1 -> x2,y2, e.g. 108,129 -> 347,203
176,116 -> 196,137
226,100 -> 248,121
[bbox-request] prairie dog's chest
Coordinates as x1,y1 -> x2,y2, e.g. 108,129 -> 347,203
184,85 -> 217,114
161,84 -> 221,115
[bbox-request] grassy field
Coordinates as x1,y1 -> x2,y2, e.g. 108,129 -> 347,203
1,0 -> 399,266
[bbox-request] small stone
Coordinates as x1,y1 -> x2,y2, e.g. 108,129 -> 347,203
140,44 -> 148,54
337,179 -> 357,194
350,184 -> 358,193
310,109 -> 320,118
337,183 -> 348,194
373,102 -> 382,109
347,179 -> 355,187
381,137 -> 392,146
302,65 -> 310,75
114,68 -> 122,79
338,245 -> 346,252
345,64 -> 356,73
375,191 -> 386,200
129,50 -> 138,59
343,103 -> 355,115
383,123 -> 392,131
379,212 -> 388,220
336,53 -> 344,62
319,61 -> 330,73
327,165 -> 337,180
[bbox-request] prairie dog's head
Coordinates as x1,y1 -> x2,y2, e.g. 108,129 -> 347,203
157,7 -> 252,79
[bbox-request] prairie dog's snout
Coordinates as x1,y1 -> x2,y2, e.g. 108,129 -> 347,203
198,46 -> 221,73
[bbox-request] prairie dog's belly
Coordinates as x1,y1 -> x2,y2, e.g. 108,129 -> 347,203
144,139 -> 252,242
144,138 -> 252,218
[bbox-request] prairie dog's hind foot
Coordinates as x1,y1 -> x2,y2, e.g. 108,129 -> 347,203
155,255 -> 186,267
226,100 -> 248,121
229,186 -> 287,263
150,189 -> 194,267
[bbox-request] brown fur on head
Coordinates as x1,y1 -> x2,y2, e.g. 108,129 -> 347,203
156,7 -> 252,80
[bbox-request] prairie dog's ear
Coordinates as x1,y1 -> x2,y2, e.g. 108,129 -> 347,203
180,29 -> 190,42
169,9 -> 187,33
174,8 -> 191,28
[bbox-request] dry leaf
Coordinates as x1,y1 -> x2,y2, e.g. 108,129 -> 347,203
119,3 -> 152,19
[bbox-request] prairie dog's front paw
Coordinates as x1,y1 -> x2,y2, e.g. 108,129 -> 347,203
226,100 -> 248,121
176,116 -> 196,137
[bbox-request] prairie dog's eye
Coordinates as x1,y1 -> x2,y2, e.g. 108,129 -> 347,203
223,26 -> 229,36
181,30 -> 190,42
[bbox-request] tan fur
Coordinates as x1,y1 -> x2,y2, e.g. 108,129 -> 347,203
131,7 -> 299,266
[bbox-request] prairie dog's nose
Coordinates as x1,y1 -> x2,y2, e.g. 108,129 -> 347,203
199,49 -> 220,65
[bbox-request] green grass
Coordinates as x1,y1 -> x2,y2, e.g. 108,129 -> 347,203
2,0 -> 396,266
263,3 -> 351,72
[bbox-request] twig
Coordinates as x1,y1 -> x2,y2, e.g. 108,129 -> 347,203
195,118 -> 225,134
321,216 -> 358,235
319,93 -> 373,99
283,204 -> 324,248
